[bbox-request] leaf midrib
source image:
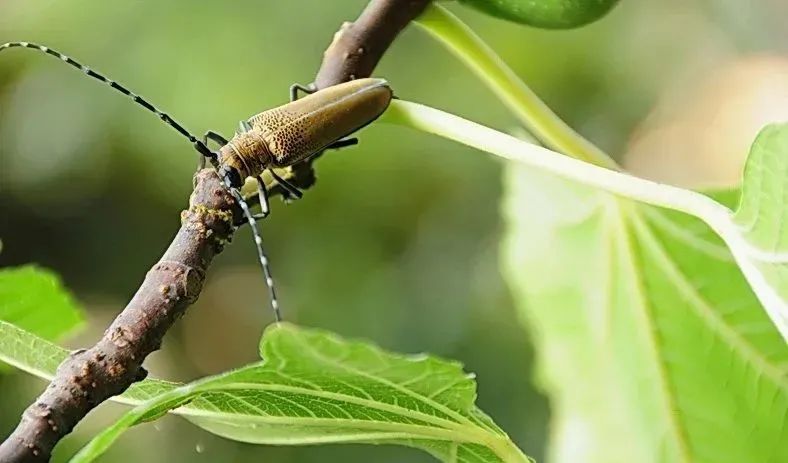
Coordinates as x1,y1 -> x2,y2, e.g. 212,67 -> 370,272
186,407 -> 482,443
616,204 -> 693,463
632,213 -> 788,393
188,381 -> 492,440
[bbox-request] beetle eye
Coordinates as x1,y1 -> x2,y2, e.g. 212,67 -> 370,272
219,166 -> 243,188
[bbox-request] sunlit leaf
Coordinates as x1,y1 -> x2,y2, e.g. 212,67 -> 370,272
502,150 -> 788,462
732,124 -> 788,335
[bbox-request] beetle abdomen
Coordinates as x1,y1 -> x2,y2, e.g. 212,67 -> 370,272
249,78 -> 392,167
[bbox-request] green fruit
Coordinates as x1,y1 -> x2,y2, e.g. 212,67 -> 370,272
457,0 -> 621,29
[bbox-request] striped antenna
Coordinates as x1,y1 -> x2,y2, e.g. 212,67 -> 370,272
0,41 -> 217,163
1,41 -> 284,322
224,181 -> 283,323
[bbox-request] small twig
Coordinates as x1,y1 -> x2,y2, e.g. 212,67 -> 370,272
314,0 -> 431,89
287,0 -> 431,188
0,0 -> 429,461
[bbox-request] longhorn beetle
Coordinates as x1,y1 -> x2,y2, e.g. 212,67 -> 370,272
0,41 -> 393,322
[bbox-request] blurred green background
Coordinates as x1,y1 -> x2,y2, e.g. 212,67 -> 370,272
1,0 -> 787,461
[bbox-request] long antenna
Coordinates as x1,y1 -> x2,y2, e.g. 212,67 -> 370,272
0,41 -> 216,161
227,185 -> 283,323
1,41 -> 283,322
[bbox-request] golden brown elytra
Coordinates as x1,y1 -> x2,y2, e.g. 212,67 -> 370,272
217,78 -> 393,187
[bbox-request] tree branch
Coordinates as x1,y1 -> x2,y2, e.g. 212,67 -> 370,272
0,0 -> 429,461
314,0 -> 431,89
0,170 -> 237,462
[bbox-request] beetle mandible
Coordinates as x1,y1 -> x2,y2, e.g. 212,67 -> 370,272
0,41 -> 393,322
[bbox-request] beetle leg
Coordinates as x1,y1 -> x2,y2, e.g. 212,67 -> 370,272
255,176 -> 271,219
239,120 -> 253,133
289,82 -> 315,102
269,170 -> 304,200
241,210 -> 274,223
195,131 -> 228,172
204,130 -> 230,147
327,137 -> 359,150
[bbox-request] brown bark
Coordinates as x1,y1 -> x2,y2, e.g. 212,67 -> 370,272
0,170 -> 237,462
314,0 -> 431,89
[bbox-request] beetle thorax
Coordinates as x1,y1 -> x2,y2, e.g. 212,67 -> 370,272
218,130 -> 274,181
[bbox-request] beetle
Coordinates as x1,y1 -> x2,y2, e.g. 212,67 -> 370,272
214,77 -> 392,215
0,41 -> 393,321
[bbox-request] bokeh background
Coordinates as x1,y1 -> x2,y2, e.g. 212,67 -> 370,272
1,0 -> 787,461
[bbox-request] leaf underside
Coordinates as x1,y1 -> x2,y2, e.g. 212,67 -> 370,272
0,321 -> 529,463
733,124 -> 788,335
502,124 -> 788,462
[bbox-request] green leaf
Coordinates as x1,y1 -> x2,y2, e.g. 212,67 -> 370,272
380,96 -> 788,462
456,0 -> 621,29
0,265 -> 83,343
501,162 -> 788,462
410,7 -> 788,459
732,124 -> 788,334
0,322 -> 529,463
734,124 -> 788,245
0,320 -> 75,378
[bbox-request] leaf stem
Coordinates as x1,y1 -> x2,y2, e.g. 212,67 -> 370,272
383,100 -> 727,218
415,3 -> 617,169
